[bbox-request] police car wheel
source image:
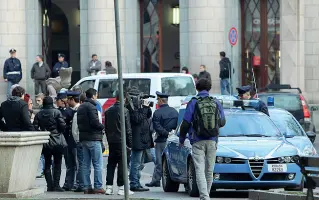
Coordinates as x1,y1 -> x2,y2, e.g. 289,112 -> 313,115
187,159 -> 199,197
162,157 -> 179,192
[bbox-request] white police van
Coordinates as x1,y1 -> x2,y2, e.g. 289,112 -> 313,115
72,72 -> 196,121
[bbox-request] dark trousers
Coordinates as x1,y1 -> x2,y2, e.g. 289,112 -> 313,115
106,143 -> 124,186
34,79 -> 47,95
63,146 -> 77,189
43,151 -> 63,190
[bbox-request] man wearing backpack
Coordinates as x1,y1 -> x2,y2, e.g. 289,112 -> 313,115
219,51 -> 232,95
179,78 -> 226,200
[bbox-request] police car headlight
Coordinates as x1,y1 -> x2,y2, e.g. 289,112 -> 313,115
302,145 -> 317,156
216,157 -> 223,163
224,157 -> 232,164
283,156 -> 291,163
278,157 -> 285,163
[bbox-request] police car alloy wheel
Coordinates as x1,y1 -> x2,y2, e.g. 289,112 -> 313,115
162,157 -> 179,192
187,159 -> 199,197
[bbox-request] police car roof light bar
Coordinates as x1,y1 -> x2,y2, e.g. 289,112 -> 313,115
267,96 -> 275,106
220,99 -> 260,110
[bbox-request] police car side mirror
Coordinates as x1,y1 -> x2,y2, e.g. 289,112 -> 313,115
306,131 -> 316,143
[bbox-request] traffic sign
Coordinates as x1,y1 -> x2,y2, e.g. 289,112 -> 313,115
228,27 -> 238,46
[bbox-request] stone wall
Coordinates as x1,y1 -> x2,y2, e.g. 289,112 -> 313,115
304,0 -> 319,103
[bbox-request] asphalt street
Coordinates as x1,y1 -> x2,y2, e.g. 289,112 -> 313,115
31,135 -> 319,199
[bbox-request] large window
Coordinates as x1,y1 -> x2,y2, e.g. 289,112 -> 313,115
140,0 -> 162,72
241,0 -> 280,90
161,77 -> 196,96
98,79 -> 151,98
78,80 -> 95,92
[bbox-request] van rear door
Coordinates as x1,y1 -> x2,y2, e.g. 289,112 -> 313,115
161,75 -> 196,111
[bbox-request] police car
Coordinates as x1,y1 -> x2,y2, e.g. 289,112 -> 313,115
163,99 -> 304,197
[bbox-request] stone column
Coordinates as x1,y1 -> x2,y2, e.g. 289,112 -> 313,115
179,0 -> 189,69
0,0 -> 27,101
280,0 -> 305,97
26,0 -> 42,97
181,1 -> 227,93
80,0 -> 89,78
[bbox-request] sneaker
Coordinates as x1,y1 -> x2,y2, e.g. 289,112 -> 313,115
105,185 -> 113,195
117,186 -> 134,195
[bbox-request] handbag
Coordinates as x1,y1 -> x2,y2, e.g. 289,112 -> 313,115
142,148 -> 153,164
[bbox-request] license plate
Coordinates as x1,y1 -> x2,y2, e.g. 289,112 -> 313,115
268,164 -> 287,172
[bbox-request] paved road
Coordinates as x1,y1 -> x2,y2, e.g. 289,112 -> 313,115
32,135 -> 319,199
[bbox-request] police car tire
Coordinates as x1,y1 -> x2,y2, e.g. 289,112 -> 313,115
187,159 -> 199,197
162,157 -> 179,192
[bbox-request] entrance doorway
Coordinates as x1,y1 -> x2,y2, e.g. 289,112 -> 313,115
139,0 -> 180,73
241,0 -> 280,91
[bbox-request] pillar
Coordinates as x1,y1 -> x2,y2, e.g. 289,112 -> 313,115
26,0 -> 42,97
0,0 -> 28,101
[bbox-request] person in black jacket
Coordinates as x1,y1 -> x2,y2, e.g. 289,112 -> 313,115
146,92 -> 178,188
198,64 -> 212,83
77,88 -> 105,194
33,96 -> 67,192
104,91 -> 133,195
31,55 -> 51,95
128,89 -> 153,192
219,51 -> 232,95
0,86 -> 34,131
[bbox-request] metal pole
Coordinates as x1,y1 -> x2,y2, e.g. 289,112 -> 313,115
113,0 -> 129,199
230,46 -> 233,95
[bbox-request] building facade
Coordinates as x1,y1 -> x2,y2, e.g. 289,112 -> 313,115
0,0 -> 318,104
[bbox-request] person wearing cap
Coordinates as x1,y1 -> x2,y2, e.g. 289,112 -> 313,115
55,91 -> 76,191
52,53 -> 69,78
3,48 -> 22,97
31,55 -> 51,95
61,91 -> 82,192
145,91 -> 178,188
87,54 -> 102,76
236,85 -> 269,116
0,86 -> 34,132
33,96 -> 67,192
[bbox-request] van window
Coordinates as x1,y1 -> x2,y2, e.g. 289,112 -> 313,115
161,77 -> 196,96
78,80 -> 95,92
98,78 -> 151,98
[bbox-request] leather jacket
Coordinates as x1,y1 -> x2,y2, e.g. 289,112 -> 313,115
104,102 -> 132,148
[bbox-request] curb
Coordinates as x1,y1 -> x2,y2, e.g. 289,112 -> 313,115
249,190 -> 319,200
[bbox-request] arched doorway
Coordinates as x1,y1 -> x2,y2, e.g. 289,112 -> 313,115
41,0 -> 70,69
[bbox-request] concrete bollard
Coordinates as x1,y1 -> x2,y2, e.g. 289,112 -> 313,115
0,131 -> 50,198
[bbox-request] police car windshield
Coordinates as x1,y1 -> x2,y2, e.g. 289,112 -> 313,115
161,77 -> 196,96
98,79 -> 151,98
219,113 -> 281,137
269,111 -> 305,137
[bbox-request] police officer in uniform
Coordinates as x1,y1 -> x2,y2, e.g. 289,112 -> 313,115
236,85 -> 269,116
3,48 -> 22,97
52,53 -> 69,78
146,91 -> 178,187
55,91 -> 75,191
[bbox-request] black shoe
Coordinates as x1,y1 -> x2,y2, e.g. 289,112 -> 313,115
145,182 -> 160,187
74,187 -> 84,192
130,187 -> 149,192
53,186 -> 65,192
62,186 -> 71,191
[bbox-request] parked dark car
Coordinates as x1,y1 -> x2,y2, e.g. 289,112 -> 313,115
257,84 -> 316,134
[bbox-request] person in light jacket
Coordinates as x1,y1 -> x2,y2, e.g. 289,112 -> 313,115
87,54 -> 102,76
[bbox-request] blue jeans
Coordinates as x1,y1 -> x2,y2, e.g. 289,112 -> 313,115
6,81 -> 13,97
129,150 -> 143,188
76,142 -> 84,189
81,141 -> 103,190
220,78 -> 231,95
40,154 -> 45,172
150,148 -> 156,163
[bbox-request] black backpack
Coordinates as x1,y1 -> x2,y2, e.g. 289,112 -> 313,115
192,96 -> 221,137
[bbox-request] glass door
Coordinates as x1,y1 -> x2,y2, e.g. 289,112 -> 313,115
241,0 -> 280,91
139,0 -> 163,72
